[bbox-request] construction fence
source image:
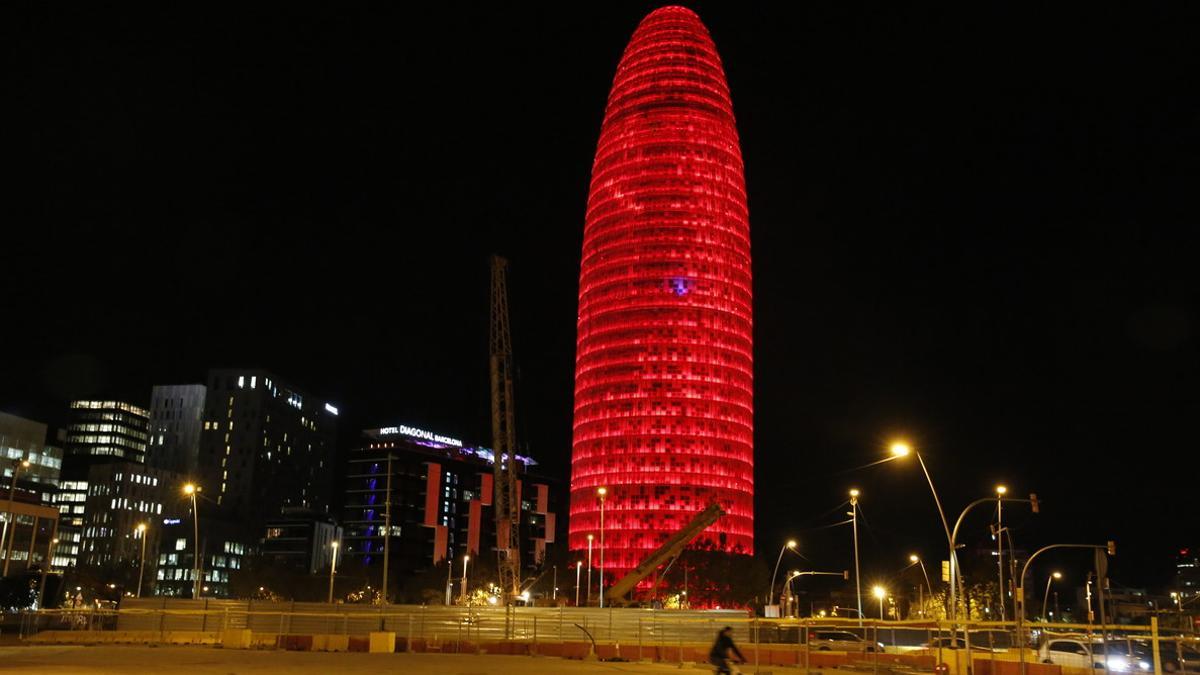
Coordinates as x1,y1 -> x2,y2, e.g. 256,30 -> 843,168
15,600 -> 1200,675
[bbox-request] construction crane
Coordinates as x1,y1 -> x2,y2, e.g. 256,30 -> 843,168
604,502 -> 724,606
489,255 -> 522,603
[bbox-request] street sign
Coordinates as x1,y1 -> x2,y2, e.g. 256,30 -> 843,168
942,560 -> 950,582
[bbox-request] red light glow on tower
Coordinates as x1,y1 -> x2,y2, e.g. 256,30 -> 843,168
570,6 -> 753,582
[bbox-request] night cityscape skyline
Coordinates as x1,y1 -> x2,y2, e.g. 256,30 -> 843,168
7,0 -> 1199,616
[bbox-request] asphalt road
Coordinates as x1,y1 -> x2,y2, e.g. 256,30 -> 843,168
0,646 -> 756,675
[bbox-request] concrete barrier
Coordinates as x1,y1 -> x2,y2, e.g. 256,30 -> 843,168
221,628 -> 252,649
369,631 -> 395,653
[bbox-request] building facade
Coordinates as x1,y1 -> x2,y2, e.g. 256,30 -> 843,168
261,508 -> 341,575
154,516 -> 246,598
341,423 -> 560,596
146,384 -> 206,476
78,462 -> 184,580
569,6 -> 754,579
57,400 -> 151,568
196,369 -> 338,531
0,412 -> 62,490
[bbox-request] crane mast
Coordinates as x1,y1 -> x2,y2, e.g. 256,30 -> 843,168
489,255 -> 521,602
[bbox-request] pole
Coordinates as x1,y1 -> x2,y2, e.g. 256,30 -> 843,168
3,461 -> 27,576
769,542 -> 795,608
917,559 -> 935,614
382,453 -> 392,604
191,492 -> 201,599
37,522 -> 57,609
1041,576 -> 1054,622
460,555 -> 469,605
328,542 -> 339,604
137,526 -> 147,598
552,565 -> 557,601
587,535 -> 593,606
851,491 -> 863,626
445,557 -> 453,606
997,494 -> 1006,621
598,490 -> 606,609
575,561 -> 581,606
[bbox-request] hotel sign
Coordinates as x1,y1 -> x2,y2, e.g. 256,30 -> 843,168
377,424 -> 463,448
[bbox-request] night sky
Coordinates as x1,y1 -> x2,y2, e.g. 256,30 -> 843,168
9,3 -> 1198,592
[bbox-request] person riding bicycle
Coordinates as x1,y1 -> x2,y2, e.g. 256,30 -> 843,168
709,626 -> 747,675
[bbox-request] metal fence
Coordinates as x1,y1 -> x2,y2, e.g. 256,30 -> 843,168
16,600 -> 1199,674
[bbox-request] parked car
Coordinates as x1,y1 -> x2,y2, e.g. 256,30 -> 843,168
807,628 -> 880,652
923,637 -> 994,652
1039,637 -> 1151,672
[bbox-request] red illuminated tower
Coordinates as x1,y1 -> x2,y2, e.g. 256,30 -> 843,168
570,6 -> 753,584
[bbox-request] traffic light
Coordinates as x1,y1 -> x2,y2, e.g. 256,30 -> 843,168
1029,493 -> 1039,513
843,570 -> 850,580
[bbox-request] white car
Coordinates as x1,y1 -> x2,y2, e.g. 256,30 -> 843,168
1039,637 -> 1151,672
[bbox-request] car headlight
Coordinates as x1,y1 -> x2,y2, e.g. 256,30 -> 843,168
1107,657 -> 1130,672
1136,660 -> 1150,671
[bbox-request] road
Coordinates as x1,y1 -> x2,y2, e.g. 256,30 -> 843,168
0,645 -> 762,674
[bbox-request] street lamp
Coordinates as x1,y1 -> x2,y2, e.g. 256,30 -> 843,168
910,554 -> 935,617
888,442 -> 957,618
596,487 -> 607,608
327,540 -> 340,604
586,534 -> 594,606
1041,572 -> 1062,622
995,485 -> 1008,621
182,483 -> 201,599
135,523 -> 148,598
575,560 -> 582,606
2,459 -> 32,576
768,539 -> 798,608
872,585 -> 887,620
460,554 -> 470,605
849,489 -> 863,625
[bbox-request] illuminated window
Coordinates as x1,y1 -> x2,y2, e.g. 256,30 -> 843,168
569,6 -> 754,580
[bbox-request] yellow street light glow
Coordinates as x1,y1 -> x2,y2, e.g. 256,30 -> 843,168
909,554 -> 919,563
464,555 -> 469,562
136,523 -> 146,533
331,541 -> 339,549
182,483 -> 196,495
596,486 -> 607,496
587,534 -> 594,541
20,460 -> 31,468
872,585 -> 886,599
889,442 -> 911,457
787,540 -> 797,549
1052,572 -> 1062,579
849,488 -> 860,498
996,485 -> 1008,495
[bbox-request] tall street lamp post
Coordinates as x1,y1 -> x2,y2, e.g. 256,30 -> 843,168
3,459 -> 32,576
327,541 -> 339,604
1041,572 -> 1062,621
596,487 -> 607,608
586,534 -> 594,605
850,489 -> 863,625
873,585 -> 887,620
910,555 -> 935,617
995,485 -> 1007,620
135,523 -> 148,598
768,539 -> 798,609
460,554 -> 470,605
575,560 -> 582,606
182,483 -> 201,599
